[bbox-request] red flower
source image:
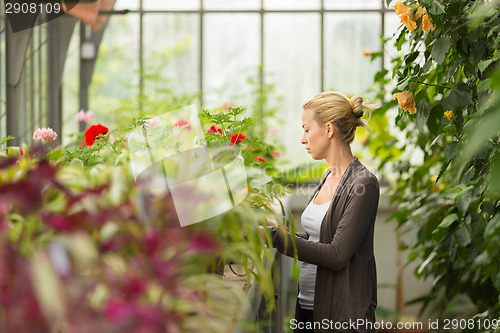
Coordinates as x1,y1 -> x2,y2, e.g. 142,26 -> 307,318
271,152 -> 280,157
254,156 -> 266,163
206,125 -> 222,134
85,124 -> 109,146
19,150 -> 23,156
230,133 -> 246,145
173,119 -> 192,131
245,146 -> 255,151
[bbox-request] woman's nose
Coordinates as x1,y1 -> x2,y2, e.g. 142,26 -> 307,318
301,132 -> 307,145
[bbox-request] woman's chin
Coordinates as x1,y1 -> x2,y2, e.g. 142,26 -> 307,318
310,153 -> 322,160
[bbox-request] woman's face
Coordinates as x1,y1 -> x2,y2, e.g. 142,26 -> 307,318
301,108 -> 331,160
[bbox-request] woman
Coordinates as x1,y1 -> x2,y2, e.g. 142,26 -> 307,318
267,91 -> 379,333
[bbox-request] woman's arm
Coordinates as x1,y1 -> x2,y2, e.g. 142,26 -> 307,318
270,181 -> 379,271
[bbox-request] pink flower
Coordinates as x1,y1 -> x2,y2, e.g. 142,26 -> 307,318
254,156 -> 266,163
230,133 -> 246,145
173,119 -> 192,131
271,152 -> 280,157
245,146 -> 255,151
145,116 -> 160,128
76,109 -> 94,124
223,101 -> 236,109
206,125 -> 222,134
268,128 -> 280,135
33,128 -> 57,144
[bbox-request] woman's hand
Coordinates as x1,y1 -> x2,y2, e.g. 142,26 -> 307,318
264,219 -> 279,228
258,219 -> 279,238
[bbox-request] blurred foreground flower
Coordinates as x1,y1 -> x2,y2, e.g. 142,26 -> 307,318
85,124 -> 109,146
33,128 -> 57,145
76,109 -> 94,124
393,91 -> 416,115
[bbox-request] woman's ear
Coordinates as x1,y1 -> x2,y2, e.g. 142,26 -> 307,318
326,123 -> 335,139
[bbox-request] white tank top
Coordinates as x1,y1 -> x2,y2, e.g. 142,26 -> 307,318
297,191 -> 331,310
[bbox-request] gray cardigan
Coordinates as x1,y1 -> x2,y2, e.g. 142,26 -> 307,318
271,156 -> 379,332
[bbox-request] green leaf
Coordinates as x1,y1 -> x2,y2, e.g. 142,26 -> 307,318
462,108 -> 500,160
485,214 -> 500,238
416,98 -> 431,133
429,0 -> 446,14
439,213 -> 459,229
405,51 -> 420,65
471,43 -> 486,67
431,36 -> 451,63
427,103 -> 444,135
478,59 -> 495,74
417,251 -> 437,275
430,133 -> 445,148
442,84 -> 473,108
444,141 -> 459,162
477,79 -> 491,92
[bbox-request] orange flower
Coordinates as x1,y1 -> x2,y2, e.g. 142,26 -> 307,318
393,0 -> 409,15
393,91 -> 417,115
444,110 -> 455,122
422,13 -> 435,31
400,12 -> 417,32
394,0 -> 418,33
414,5 -> 426,20
362,50 -> 373,57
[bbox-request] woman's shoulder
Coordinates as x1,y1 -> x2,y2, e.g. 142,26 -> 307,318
351,160 -> 379,188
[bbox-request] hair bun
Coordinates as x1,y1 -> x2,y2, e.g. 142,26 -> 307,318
350,96 -> 364,118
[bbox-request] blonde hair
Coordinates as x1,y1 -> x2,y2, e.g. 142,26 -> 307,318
302,91 -> 370,144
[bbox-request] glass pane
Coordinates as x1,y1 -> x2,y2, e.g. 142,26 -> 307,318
324,13 -> 381,99
324,0 -> 381,10
61,25 -> 80,144
143,14 -> 200,101
143,0 -> 200,10
205,0 -> 260,10
90,14 -> 140,128
264,13 -> 321,164
264,0 -> 320,10
114,0 -> 139,11
203,14 -> 260,109
383,13 -> 408,97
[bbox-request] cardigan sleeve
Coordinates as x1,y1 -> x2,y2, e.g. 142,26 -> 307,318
270,180 -> 379,271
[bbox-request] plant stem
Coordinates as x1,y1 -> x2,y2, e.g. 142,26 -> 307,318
410,80 -> 452,89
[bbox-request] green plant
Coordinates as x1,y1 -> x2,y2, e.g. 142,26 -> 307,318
370,0 -> 500,329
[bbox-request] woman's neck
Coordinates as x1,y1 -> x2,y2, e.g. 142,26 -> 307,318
325,143 -> 355,179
